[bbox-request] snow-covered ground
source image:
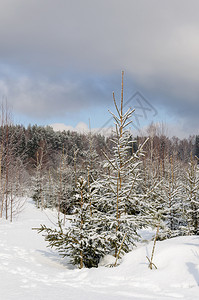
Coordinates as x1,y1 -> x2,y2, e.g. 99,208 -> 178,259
0,199 -> 199,300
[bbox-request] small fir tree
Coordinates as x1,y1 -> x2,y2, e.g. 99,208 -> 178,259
162,156 -> 184,238
32,150 -> 45,208
36,175 -> 107,268
184,154 -> 199,235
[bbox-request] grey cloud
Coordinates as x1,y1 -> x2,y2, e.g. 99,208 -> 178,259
1,0 -> 198,73
0,0 -> 198,134
1,73 -> 113,120
132,71 -> 199,122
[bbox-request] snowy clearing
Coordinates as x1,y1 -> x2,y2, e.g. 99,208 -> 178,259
0,199 -> 199,300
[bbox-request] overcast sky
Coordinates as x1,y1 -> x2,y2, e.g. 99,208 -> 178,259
0,0 -> 198,137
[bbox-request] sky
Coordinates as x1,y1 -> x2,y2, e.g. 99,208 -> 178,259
0,0 -> 199,138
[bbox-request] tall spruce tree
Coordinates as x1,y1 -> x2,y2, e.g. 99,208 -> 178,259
98,71 -> 149,259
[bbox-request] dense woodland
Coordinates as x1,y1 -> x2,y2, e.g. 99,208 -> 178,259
0,122 -> 198,171
0,93 -> 198,268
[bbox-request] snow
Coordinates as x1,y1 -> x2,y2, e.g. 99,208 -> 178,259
0,199 -> 199,300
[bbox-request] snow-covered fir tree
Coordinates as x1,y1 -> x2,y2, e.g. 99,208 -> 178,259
37,174 -> 107,268
141,154 -> 166,240
43,168 -> 57,209
98,71 -> 149,259
82,128 -> 101,183
32,150 -> 45,209
44,148 -> 78,213
183,154 -> 199,235
146,155 -> 185,240
55,150 -> 73,215
162,156 -> 185,238
141,133 -> 185,240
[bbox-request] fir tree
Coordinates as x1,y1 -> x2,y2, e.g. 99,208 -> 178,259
195,135 -> 199,160
32,149 -> 45,208
36,175 -> 107,268
163,156 -> 184,238
99,71 -> 149,259
184,154 -> 199,235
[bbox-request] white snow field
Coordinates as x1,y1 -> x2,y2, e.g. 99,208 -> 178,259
0,199 -> 199,300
